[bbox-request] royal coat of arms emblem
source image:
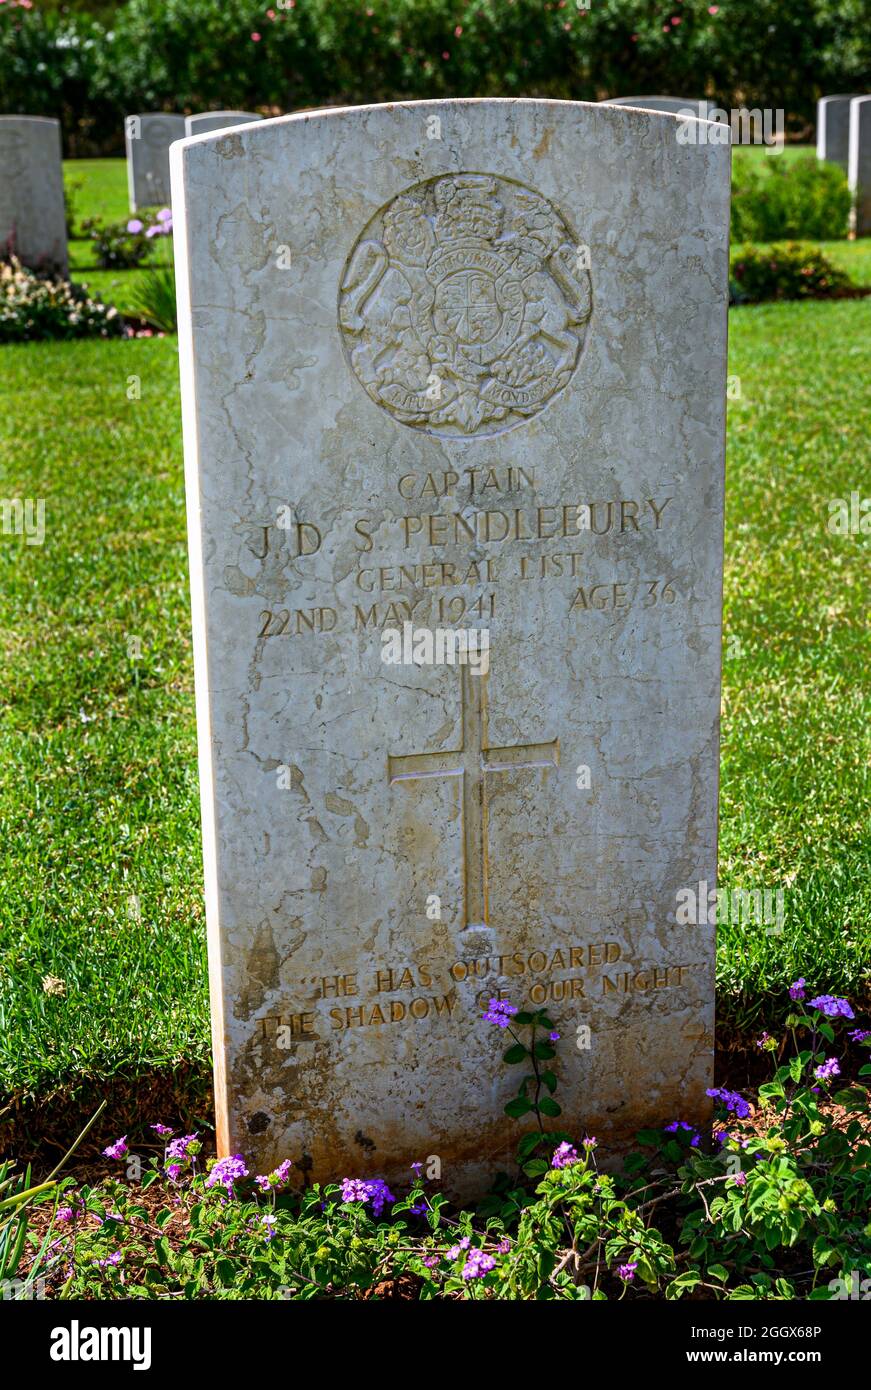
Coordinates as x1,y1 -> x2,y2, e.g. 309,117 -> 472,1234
338,173 -> 592,438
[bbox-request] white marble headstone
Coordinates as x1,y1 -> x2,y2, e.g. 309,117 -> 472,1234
0,116 -> 67,276
817,94 -> 862,170
185,112 -> 263,138
173,99 -> 730,1195
126,113 -> 186,211
603,97 -> 708,118
848,97 -> 871,237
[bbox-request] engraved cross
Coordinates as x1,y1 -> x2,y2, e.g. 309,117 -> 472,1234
388,661 -> 559,929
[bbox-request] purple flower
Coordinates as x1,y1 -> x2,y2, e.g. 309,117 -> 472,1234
809,995 -> 854,1020
205,1155 -> 249,1193
789,978 -> 806,1002
813,1057 -> 840,1083
156,208 -> 172,223
706,1087 -> 750,1119
255,1158 -> 293,1191
849,1029 -> 871,1043
582,1136 -> 597,1149
409,1201 -> 428,1216
617,1261 -> 637,1281
462,1249 -> 496,1280
483,998 -> 519,1027
551,1141 -> 579,1169
339,1176 -> 394,1217
446,1235 -> 471,1259
165,1133 -> 199,1161
56,1207 -> 75,1223
150,1123 -> 173,1137
410,1161 -> 423,1174
166,1163 -> 182,1181
422,1254 -> 439,1268
126,219 -> 143,234
102,1136 -> 128,1160
98,1251 -> 123,1268
496,1236 -> 511,1253
549,1031 -> 560,1041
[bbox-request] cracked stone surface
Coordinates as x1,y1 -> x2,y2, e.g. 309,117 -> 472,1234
172,99 -> 730,1197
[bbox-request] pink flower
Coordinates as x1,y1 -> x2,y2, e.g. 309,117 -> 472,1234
671,15 -> 682,23
267,7 -> 276,16
156,207 -> 172,223
251,31 -> 261,41
454,25 -> 462,36
709,4 -> 719,10
126,219 -> 143,234
442,50 -> 450,59
102,1136 -> 128,1160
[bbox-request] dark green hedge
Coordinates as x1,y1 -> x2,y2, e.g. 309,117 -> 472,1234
2,0 -> 870,156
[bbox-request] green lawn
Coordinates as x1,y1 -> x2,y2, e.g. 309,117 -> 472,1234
1,161 -> 868,1141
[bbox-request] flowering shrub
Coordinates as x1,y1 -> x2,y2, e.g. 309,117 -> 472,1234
1,1 -> 869,156
0,257 -> 124,343
81,209 -> 171,270
25,980 -> 869,1300
730,242 -> 857,304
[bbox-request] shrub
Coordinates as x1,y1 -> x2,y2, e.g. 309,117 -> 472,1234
2,0 -> 870,156
0,257 -> 125,342
732,155 -> 852,241
730,242 -> 856,304
80,208 -> 169,269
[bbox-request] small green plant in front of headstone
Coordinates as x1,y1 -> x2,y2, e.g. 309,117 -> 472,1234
0,256 -> 125,343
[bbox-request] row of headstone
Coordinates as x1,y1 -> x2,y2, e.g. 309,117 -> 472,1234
0,116 -> 67,276
817,94 -> 871,237
171,97 -> 729,1195
126,112 -> 262,211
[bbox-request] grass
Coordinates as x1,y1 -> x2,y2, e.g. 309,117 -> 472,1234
0,160 -> 868,1143
64,158 -> 173,316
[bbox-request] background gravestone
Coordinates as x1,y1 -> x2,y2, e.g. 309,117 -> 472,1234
172,99 -> 730,1196
126,113 -> 185,211
0,116 -> 67,276
602,97 -> 708,118
817,94 -> 862,169
848,97 -> 871,237
185,112 -> 263,138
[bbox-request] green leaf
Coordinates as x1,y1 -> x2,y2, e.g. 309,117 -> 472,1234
504,1096 -> 533,1118
533,1042 -> 556,1061
538,1096 -> 562,1118
540,1069 -> 558,1093
707,1264 -> 729,1282
516,1131 -> 543,1160
513,1012 -> 534,1026
502,1043 -> 527,1064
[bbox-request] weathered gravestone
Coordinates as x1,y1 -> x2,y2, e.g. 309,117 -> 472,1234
126,113 -> 185,211
603,97 -> 708,118
172,99 -> 730,1195
185,111 -> 263,138
848,97 -> 871,237
0,116 -> 67,275
817,94 -> 862,170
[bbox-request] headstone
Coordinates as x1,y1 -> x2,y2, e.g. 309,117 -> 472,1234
172,99 -> 730,1196
185,111 -> 263,138
0,116 -> 67,276
848,97 -> 871,237
817,94 -> 862,170
603,97 -> 708,118
126,113 -> 185,211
